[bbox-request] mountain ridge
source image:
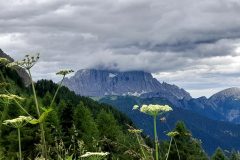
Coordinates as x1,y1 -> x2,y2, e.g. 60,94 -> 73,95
63,68 -> 240,124
63,68 -> 191,99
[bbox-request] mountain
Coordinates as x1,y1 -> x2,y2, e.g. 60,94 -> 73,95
62,68 -> 240,153
0,49 -> 30,86
62,69 -> 240,124
63,69 -> 191,99
209,87 -> 240,123
98,95 -> 240,154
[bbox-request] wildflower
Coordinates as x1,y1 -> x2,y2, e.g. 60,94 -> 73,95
160,117 -> 166,123
140,104 -> 172,116
167,131 -> 180,137
7,53 -> 40,70
128,128 -> 143,134
0,94 -> 25,101
80,152 -> 109,159
3,116 -> 33,128
0,58 -> 10,65
132,104 -> 173,160
56,69 -> 74,76
132,105 -> 139,110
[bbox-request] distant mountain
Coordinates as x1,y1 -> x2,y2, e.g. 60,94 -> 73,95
63,69 -> 240,124
63,69 -> 191,99
98,95 -> 240,154
209,87 -> 240,123
0,49 -> 30,86
176,87 -> 240,123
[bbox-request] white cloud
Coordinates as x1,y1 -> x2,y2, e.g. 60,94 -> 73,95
1,0 -> 240,97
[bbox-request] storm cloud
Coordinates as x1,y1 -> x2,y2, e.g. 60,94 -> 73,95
1,0 -> 240,97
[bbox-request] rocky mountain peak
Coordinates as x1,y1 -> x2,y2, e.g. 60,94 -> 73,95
63,69 -> 191,99
210,87 -> 240,102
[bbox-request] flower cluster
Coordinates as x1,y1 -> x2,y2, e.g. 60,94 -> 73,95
167,131 -> 179,137
0,58 -> 10,65
80,152 -> 109,159
3,116 -> 33,128
7,54 -> 40,70
133,104 -> 172,116
0,94 -> 25,101
128,128 -> 143,134
56,69 -> 74,76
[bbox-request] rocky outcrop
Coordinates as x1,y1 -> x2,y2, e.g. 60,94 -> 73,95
0,49 -> 31,86
63,69 -> 191,100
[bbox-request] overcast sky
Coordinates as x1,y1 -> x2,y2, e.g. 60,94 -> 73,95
1,0 -> 240,98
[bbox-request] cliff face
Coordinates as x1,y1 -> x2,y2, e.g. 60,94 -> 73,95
62,69 -> 191,99
0,49 -> 31,86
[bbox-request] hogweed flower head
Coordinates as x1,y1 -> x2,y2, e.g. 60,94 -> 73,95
80,152 -> 109,159
0,94 -> 25,102
167,131 -> 179,137
56,69 -> 74,76
128,128 -> 143,134
3,116 -> 33,128
133,104 -> 172,116
7,53 -> 40,70
132,105 -> 139,110
0,58 -> 10,65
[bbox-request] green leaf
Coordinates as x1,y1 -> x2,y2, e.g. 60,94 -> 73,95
29,108 -> 53,124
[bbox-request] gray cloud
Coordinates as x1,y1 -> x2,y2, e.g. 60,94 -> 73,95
1,0 -> 240,97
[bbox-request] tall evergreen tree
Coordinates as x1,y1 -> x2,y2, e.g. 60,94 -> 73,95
165,121 -> 208,160
211,147 -> 228,160
73,101 -> 99,150
229,149 -> 240,160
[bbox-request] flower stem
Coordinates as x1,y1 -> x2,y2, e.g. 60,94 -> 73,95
17,128 -> 22,160
173,137 -> 181,160
153,115 -> 158,160
50,75 -> 65,108
166,137 -> 173,160
28,69 -> 48,159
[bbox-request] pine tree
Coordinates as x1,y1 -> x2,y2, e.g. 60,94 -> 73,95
211,147 -> 228,160
73,101 -> 99,150
96,109 -> 123,141
229,149 -> 240,160
165,121 -> 208,160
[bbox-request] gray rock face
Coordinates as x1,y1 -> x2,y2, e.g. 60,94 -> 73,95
180,87 -> 240,123
208,87 -> 240,123
0,49 -> 31,86
62,69 -> 240,124
63,69 -> 191,99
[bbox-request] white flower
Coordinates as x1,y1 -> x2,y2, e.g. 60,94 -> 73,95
80,152 -> 109,159
132,105 -> 139,110
0,94 -> 25,102
0,58 -> 10,65
56,69 -> 74,76
167,131 -> 179,137
7,54 -> 40,70
3,116 -> 33,128
139,104 -> 173,116
128,128 -> 143,134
